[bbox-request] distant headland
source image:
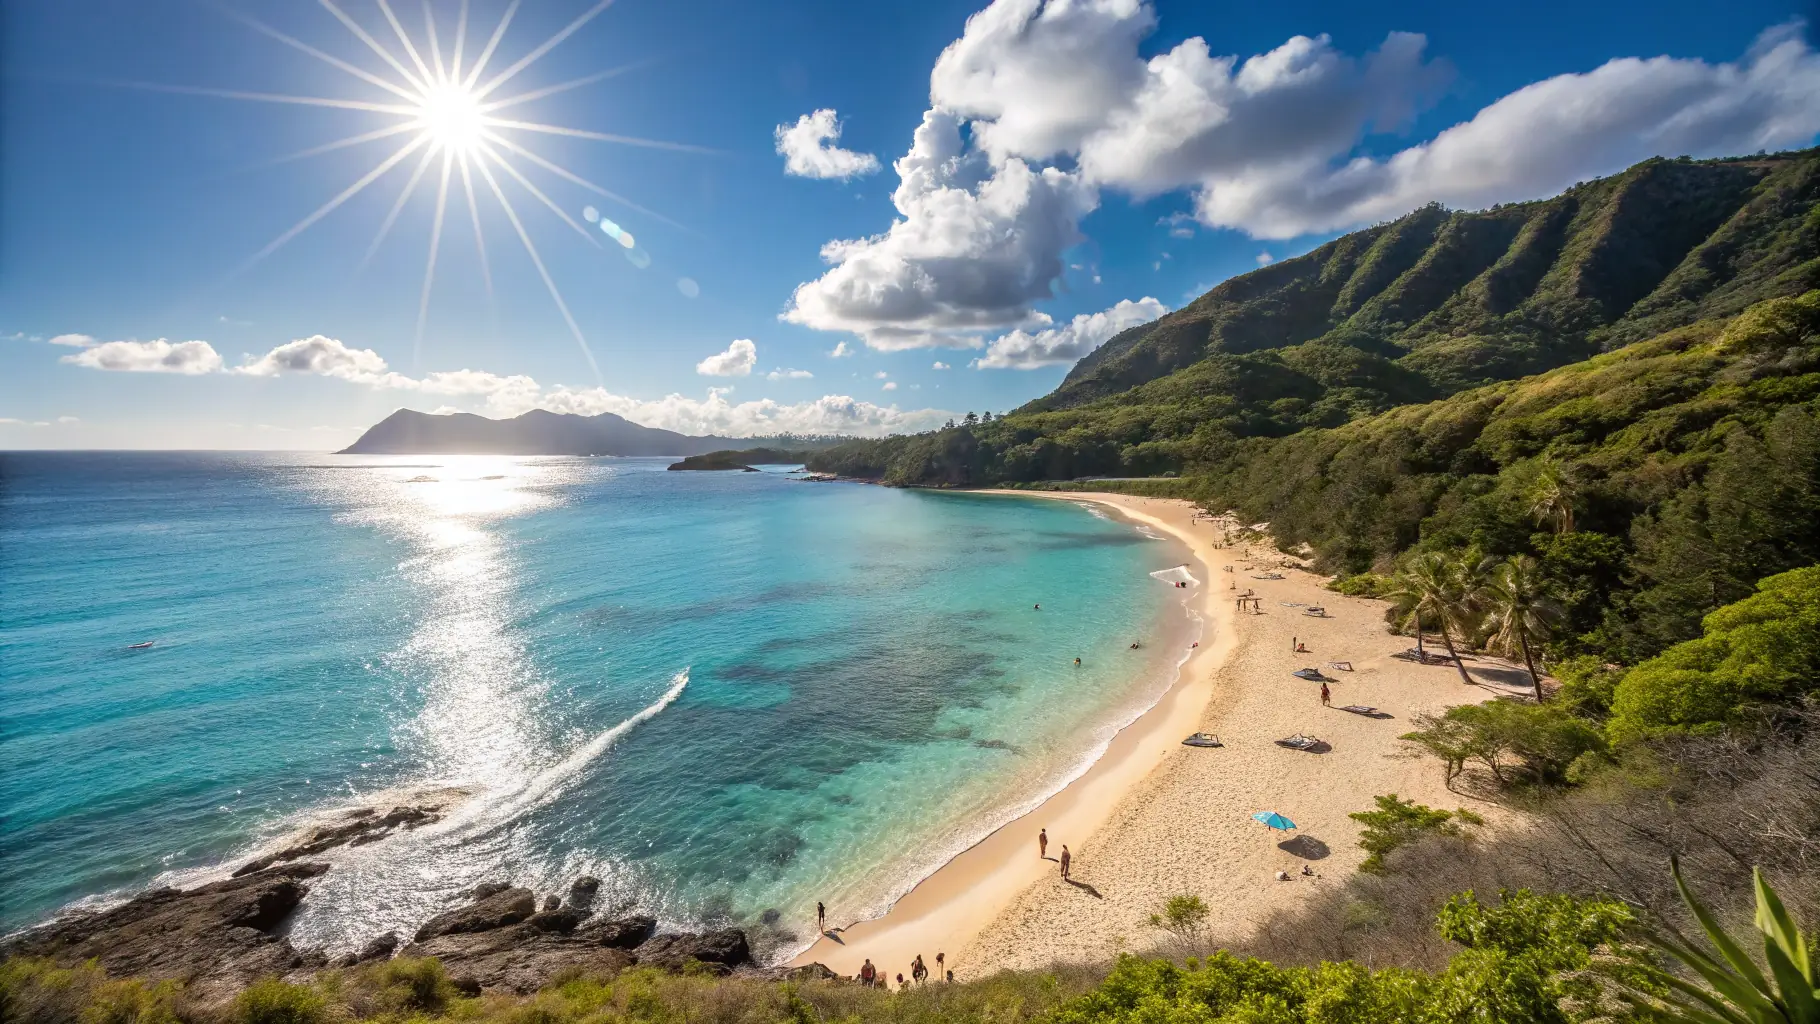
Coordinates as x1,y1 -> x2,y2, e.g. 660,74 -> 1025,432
338,408 -> 845,457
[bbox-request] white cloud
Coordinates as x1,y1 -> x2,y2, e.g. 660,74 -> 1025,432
883,381 -> 898,390
776,109 -> 882,180
782,108 -> 1098,350
977,296 -> 1168,369
1256,251 -> 1275,265
235,334 -> 392,381
932,361 -> 951,369
874,371 -> 889,379
49,333 -> 95,347
829,341 -> 854,358
62,338 -> 224,374
766,368 -> 814,380
696,338 -> 758,377
57,415 -> 79,424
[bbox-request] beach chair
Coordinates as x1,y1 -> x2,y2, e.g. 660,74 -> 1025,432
1338,705 -> 1379,716
1181,733 -> 1224,748
1275,734 -> 1320,751
1291,668 -> 1331,681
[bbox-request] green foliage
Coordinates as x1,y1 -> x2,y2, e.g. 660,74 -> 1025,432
363,956 -> 459,1014
1403,700 -> 1607,788
1348,795 -> 1483,873
1149,895 -> 1214,955
1633,860 -> 1820,1023
232,979 -> 328,1024
1607,565 -> 1820,743
1328,573 -> 1393,597
0,959 -> 189,1024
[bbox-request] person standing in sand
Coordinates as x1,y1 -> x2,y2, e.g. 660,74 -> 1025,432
816,901 -> 826,934
1038,828 -> 1048,858
1320,682 -> 1331,707
859,959 -> 877,987
1059,845 -> 1072,879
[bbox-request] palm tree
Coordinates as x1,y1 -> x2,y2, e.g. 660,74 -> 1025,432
1481,556 -> 1563,701
1528,461 -> 1577,535
1386,551 -> 1477,686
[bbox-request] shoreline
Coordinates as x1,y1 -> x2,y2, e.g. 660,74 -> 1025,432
789,492 -> 1234,979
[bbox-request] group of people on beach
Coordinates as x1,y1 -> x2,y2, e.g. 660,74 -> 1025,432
1038,827 -> 1072,879
855,953 -> 949,989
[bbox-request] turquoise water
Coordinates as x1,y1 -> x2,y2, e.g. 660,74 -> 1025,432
0,452 -> 1196,956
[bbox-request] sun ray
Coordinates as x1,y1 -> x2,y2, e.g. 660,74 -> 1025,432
450,0 -> 470,84
422,1 -> 447,85
246,121 -> 419,172
478,145 -> 600,247
479,127 -> 691,233
479,60 -> 657,114
474,0 -> 616,101
473,151 -> 602,381
462,0 -> 520,90
375,0 -> 437,88
363,144 -> 440,268
215,5 -> 422,104
108,79 -> 417,114
248,133 -> 431,266
457,152 -> 494,299
483,117 -> 718,153
414,149 -> 456,369
317,0 -> 429,95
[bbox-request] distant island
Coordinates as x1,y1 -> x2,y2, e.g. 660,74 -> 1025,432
339,408 -> 844,457
667,448 -> 814,471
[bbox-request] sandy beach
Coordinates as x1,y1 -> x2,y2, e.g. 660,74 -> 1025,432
792,492 -> 1514,982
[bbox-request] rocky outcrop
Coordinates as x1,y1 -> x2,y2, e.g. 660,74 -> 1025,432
0,863 -> 327,1000
577,913 -> 655,949
413,887 -> 537,941
633,930 -> 753,973
402,926 -> 640,994
328,931 -> 399,969
232,804 -> 444,876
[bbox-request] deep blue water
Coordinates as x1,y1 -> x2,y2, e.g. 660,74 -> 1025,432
0,452 -> 1195,955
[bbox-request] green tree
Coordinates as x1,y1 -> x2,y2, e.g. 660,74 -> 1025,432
1348,794 -> 1484,873
1386,551 -> 1478,686
1482,556 -> 1565,701
1404,701 -> 1606,789
1528,461 -> 1578,535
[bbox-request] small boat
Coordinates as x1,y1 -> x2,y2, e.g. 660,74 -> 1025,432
126,641 -> 155,650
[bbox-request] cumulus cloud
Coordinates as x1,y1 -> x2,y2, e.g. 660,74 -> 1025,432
829,341 -> 853,358
1256,251 -> 1275,265
883,381 -> 898,390
62,338 -> 224,374
783,108 -> 1098,350
776,109 -> 882,180
976,296 -> 1168,369
236,334 -> 392,381
784,2 -> 1820,353
696,338 -> 758,377
766,368 -> 814,380
932,361 -> 951,369
49,333 -> 95,347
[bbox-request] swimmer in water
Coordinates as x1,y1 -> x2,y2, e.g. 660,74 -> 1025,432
1074,657 -> 1082,666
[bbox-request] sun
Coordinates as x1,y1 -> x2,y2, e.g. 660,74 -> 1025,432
415,82 -> 485,155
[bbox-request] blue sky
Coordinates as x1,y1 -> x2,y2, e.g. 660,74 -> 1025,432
3,0 -> 1817,448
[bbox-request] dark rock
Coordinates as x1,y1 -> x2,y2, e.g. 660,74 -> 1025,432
526,908 -> 586,934
0,863 -> 328,1002
577,914 -> 656,949
633,929 -> 752,972
401,925 -> 636,994
233,805 -> 442,876
413,887 -> 536,942
784,962 -> 839,982
568,876 -> 601,907
329,930 -> 401,969
542,895 -> 562,912
467,881 -> 513,901
451,975 -> 483,997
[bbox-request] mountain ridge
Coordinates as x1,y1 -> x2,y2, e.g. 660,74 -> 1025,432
338,408 -> 744,456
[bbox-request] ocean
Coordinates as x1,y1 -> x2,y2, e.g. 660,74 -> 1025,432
0,452 -> 1197,956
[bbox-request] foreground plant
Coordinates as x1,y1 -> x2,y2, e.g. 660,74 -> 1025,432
1635,859 -> 1817,1023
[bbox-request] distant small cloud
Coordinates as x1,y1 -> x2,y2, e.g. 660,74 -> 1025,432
874,370 -> 888,379
766,367 -> 813,380
49,333 -> 96,347
56,415 -> 79,424
978,297 -> 1169,370
776,109 -> 881,180
1256,251 -> 1275,266
932,361 -> 950,370
696,338 -> 758,377
829,340 -> 853,358
62,338 -> 224,374
1158,212 -> 1195,239
882,381 -> 898,391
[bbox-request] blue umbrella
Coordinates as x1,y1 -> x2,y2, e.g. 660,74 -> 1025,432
1252,811 -> 1297,831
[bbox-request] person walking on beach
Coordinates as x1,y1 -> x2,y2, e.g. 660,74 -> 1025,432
936,951 -> 945,977
1060,845 -> 1072,880
912,955 -> 928,985
1291,636 -> 1297,652
1038,828 -> 1048,858
816,901 -> 826,935
859,959 -> 877,987
1320,682 -> 1331,707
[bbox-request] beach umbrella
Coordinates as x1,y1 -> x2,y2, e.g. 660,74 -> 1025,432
1252,811 -> 1296,831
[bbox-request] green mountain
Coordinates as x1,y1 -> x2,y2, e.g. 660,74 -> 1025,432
810,149 -> 1820,488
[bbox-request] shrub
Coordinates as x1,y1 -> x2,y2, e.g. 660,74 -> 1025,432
231,979 -> 327,1024
365,956 -> 458,1013
1349,795 -> 1484,872
1403,700 -> 1607,788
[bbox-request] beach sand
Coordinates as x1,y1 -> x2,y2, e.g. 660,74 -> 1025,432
792,493 -> 1515,983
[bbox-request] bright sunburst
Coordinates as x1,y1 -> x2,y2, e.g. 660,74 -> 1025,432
145,0 -> 709,379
